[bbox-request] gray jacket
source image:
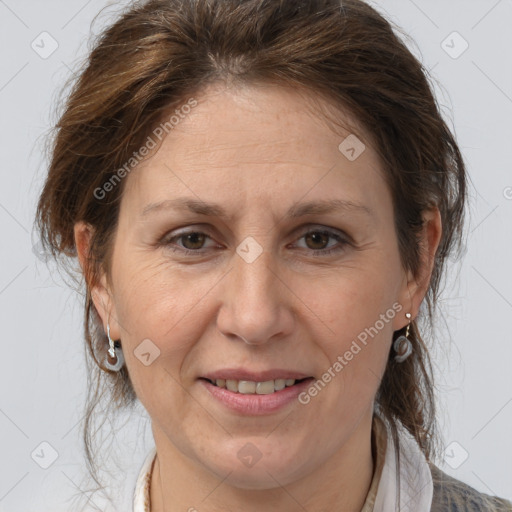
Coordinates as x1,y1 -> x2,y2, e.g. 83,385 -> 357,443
430,463 -> 512,511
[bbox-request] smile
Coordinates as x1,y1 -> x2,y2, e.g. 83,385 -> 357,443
205,377 -> 310,394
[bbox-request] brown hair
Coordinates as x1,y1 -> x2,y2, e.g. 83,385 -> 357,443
36,0 -> 467,503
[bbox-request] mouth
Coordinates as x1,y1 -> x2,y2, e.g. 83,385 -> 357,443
200,377 -> 313,395
198,371 -> 316,414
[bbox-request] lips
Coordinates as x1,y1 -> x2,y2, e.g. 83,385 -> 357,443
199,374 -> 315,414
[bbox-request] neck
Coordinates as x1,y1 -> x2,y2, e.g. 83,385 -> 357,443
150,411 -> 375,512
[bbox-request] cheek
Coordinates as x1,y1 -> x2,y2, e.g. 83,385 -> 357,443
110,256 -> 221,386
299,263 -> 399,347
295,263 -> 399,405
112,251 -> 216,335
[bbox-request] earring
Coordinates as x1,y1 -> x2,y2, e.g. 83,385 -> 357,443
105,321 -> 124,372
393,312 -> 413,363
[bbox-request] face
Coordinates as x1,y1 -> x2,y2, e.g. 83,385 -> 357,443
86,82 -> 430,489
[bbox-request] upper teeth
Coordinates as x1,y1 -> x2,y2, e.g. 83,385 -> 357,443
212,378 -> 297,394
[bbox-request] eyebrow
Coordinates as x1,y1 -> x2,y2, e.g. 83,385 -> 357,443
141,197 -> 374,220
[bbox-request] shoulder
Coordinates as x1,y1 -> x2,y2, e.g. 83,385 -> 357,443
429,463 -> 512,512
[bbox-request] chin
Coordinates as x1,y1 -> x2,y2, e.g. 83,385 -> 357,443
201,439 -> 309,490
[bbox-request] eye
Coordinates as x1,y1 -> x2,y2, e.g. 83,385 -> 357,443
292,228 -> 350,256
162,230 -> 218,255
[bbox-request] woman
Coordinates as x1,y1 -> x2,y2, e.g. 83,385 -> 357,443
36,0 -> 512,510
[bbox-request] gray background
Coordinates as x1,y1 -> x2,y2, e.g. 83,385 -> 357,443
0,0 -> 511,510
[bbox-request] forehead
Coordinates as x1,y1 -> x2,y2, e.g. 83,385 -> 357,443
121,82 -> 388,218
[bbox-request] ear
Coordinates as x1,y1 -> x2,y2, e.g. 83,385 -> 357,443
74,221 -> 121,339
394,207 -> 442,330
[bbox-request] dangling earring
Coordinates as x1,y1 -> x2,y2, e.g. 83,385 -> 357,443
105,321 -> 124,371
393,312 -> 413,363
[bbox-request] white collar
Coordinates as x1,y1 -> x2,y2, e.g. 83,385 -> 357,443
133,418 -> 433,512
373,419 -> 433,511
133,444 -> 156,512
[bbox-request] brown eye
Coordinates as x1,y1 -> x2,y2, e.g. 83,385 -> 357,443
304,231 -> 330,250
294,228 -> 350,257
179,232 -> 207,250
162,230 -> 217,255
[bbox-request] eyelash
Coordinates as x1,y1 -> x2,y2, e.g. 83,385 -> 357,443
160,227 -> 351,257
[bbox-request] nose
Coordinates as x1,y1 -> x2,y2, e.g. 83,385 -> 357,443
216,242 -> 295,346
